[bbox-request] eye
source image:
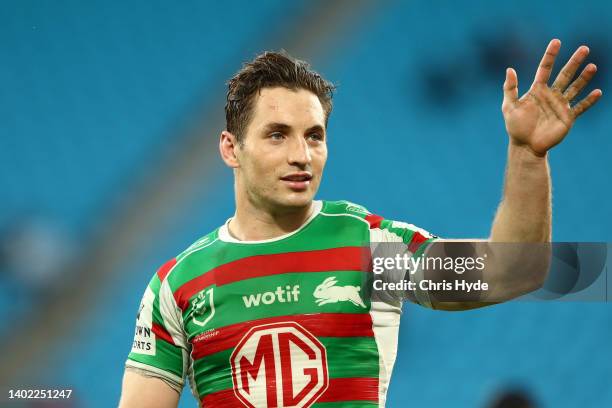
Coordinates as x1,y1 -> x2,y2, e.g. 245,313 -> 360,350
269,132 -> 285,141
308,133 -> 324,142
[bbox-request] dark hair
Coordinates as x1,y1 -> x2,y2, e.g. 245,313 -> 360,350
225,50 -> 335,145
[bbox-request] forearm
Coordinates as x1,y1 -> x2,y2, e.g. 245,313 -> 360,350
490,141 -> 552,242
414,142 -> 553,310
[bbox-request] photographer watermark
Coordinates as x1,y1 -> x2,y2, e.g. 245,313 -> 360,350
368,241 -> 610,304
372,251 -> 488,292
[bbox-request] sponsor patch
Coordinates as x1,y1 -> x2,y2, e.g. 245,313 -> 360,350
131,286 -> 155,356
231,322 -> 328,408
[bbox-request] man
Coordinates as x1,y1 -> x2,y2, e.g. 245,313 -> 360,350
119,40 -> 601,407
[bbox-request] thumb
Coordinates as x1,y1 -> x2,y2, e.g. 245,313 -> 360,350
502,67 -> 519,110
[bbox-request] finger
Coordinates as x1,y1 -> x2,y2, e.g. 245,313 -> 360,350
564,63 -> 597,102
502,67 -> 519,110
551,45 -> 590,91
572,89 -> 603,117
533,39 -> 562,86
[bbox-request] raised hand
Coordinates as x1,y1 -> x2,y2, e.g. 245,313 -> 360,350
502,39 -> 602,156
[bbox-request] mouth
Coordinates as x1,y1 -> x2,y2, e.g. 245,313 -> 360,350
280,172 -> 313,191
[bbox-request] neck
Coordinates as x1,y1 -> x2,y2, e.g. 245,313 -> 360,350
229,195 -> 315,242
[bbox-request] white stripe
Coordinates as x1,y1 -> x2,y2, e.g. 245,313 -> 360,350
369,301 -> 402,407
369,227 -> 404,244
187,355 -> 199,402
390,220 -> 434,239
318,211 -> 370,226
125,360 -> 184,385
159,280 -> 189,350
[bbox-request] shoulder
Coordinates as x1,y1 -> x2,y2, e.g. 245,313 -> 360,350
321,200 -> 372,219
321,200 -> 394,232
318,200 -> 380,235
320,200 -> 438,238
177,228 -> 222,262
156,227 -> 223,290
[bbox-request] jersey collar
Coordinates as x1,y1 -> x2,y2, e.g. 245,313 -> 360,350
218,200 -> 323,244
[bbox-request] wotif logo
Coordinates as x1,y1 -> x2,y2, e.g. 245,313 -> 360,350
242,285 -> 300,308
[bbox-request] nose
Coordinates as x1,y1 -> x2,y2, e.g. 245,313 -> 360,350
287,136 -> 312,167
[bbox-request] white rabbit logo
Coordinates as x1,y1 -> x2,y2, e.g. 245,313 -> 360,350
313,277 -> 366,308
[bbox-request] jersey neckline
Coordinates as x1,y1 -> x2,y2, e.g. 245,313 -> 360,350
217,200 -> 323,244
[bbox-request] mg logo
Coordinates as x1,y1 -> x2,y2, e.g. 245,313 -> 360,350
230,322 -> 328,408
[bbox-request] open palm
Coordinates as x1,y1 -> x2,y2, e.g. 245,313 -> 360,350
502,39 -> 602,156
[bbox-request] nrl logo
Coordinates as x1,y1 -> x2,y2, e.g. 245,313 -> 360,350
313,277 -> 366,308
190,288 -> 215,327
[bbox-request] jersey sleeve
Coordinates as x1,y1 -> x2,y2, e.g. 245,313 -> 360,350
368,215 -> 440,308
126,259 -> 189,390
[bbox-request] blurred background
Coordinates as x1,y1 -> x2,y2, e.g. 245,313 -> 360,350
1,0 -> 611,407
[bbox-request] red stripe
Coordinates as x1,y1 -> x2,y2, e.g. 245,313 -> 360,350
408,231 -> 429,253
157,258 -> 177,282
365,214 -> 384,229
317,377 -> 379,403
174,247 -> 370,311
201,388 -> 240,407
152,323 -> 175,345
200,377 -> 378,407
192,313 -> 374,360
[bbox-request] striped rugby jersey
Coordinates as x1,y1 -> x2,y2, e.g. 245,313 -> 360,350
126,200 -> 437,407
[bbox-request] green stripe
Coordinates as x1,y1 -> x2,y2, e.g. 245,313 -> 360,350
185,271 -> 371,332
195,348 -> 232,395
320,200 -> 370,218
378,219 -> 415,245
177,230 -> 219,262
320,337 -> 380,378
195,336 -> 379,396
168,206 -> 369,291
128,336 -> 183,378
313,402 -> 378,408
378,219 -> 438,259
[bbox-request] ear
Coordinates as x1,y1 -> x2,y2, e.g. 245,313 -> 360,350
219,130 -> 240,168
322,277 -> 335,285
322,277 -> 337,287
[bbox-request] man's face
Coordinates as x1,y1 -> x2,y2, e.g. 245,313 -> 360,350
235,87 -> 328,212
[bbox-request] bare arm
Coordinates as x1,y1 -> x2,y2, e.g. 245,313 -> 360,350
421,39 -> 601,311
476,142 -> 553,303
118,369 -> 180,408
490,143 -> 551,243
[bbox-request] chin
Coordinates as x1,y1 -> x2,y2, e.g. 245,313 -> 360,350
274,193 -> 314,209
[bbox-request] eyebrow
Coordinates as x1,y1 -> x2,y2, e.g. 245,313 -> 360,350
305,124 -> 325,134
262,122 -> 292,133
262,122 -> 325,134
